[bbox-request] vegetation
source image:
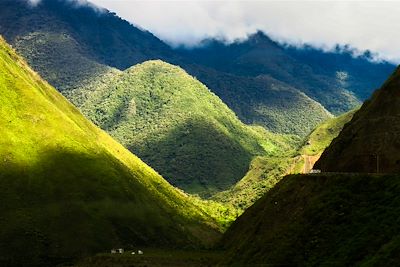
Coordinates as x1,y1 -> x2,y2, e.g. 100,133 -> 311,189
212,154 -> 298,212
219,67 -> 400,266
1,0 -> 392,137
316,66 -> 400,172
222,173 -> 400,266
211,110 -> 354,212
73,248 -> 224,267
67,60 -> 298,197
0,37 -> 221,267
178,31 -> 394,115
183,66 -> 334,136
301,109 -> 356,156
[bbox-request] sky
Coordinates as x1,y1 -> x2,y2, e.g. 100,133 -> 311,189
29,0 -> 400,62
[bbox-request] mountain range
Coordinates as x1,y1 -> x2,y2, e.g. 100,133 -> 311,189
1,0 -> 400,266
0,0 -> 394,137
0,0 -> 395,200
0,36 -> 220,266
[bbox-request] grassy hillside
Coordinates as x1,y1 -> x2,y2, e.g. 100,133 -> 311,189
289,109 -> 357,173
212,111 -> 354,211
301,109 -> 356,156
67,60 -> 298,197
222,173 -> 400,266
316,66 -> 400,173
211,155 -> 297,211
0,37 -> 221,267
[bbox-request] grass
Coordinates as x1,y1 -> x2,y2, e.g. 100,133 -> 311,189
301,109 -> 356,156
183,66 -> 334,137
68,60 -> 298,197
73,248 -> 224,267
210,109 -> 355,212
0,36 -> 221,267
222,173 -> 400,266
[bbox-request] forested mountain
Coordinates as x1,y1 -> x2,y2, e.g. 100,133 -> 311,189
177,31 -> 394,115
0,36 -> 220,266
221,65 -> 400,266
221,173 -> 400,266
316,66 -> 400,173
179,64 -> 333,136
0,0 -> 393,138
1,1 -> 398,266
0,0 -> 175,91
67,60 -> 298,196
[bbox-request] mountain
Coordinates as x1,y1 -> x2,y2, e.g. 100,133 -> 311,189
0,0 -> 378,138
180,64 -> 333,136
301,110 -> 356,157
221,173 -> 400,266
0,36 -> 221,267
295,109 -> 356,173
177,31 -> 395,115
316,66 -> 400,173
285,44 -> 395,101
210,110 -> 355,211
66,60 -> 299,197
0,0 -> 175,91
220,68 -> 400,265
211,155 -> 296,211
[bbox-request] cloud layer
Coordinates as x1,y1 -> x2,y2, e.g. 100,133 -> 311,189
87,0 -> 400,63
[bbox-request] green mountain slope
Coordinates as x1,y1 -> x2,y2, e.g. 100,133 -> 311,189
289,109 -> 356,173
0,37 -> 220,266
183,65 -> 334,136
316,67 -> 400,172
211,111 -> 354,211
301,109 -> 356,157
221,173 -> 400,266
211,155 -> 296,211
67,60 -> 297,197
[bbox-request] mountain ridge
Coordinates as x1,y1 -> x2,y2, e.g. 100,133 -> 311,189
0,0 -> 392,137
0,36 -> 220,266
70,59 -> 300,196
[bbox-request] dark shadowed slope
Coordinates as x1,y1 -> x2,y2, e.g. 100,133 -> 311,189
67,60 -> 299,197
315,66 -> 400,173
0,36 -> 220,267
221,173 -> 400,266
0,0 -> 175,91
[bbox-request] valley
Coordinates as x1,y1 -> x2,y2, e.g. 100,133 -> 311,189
0,0 -> 399,266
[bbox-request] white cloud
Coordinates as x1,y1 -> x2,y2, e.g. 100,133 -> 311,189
87,0 -> 400,63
